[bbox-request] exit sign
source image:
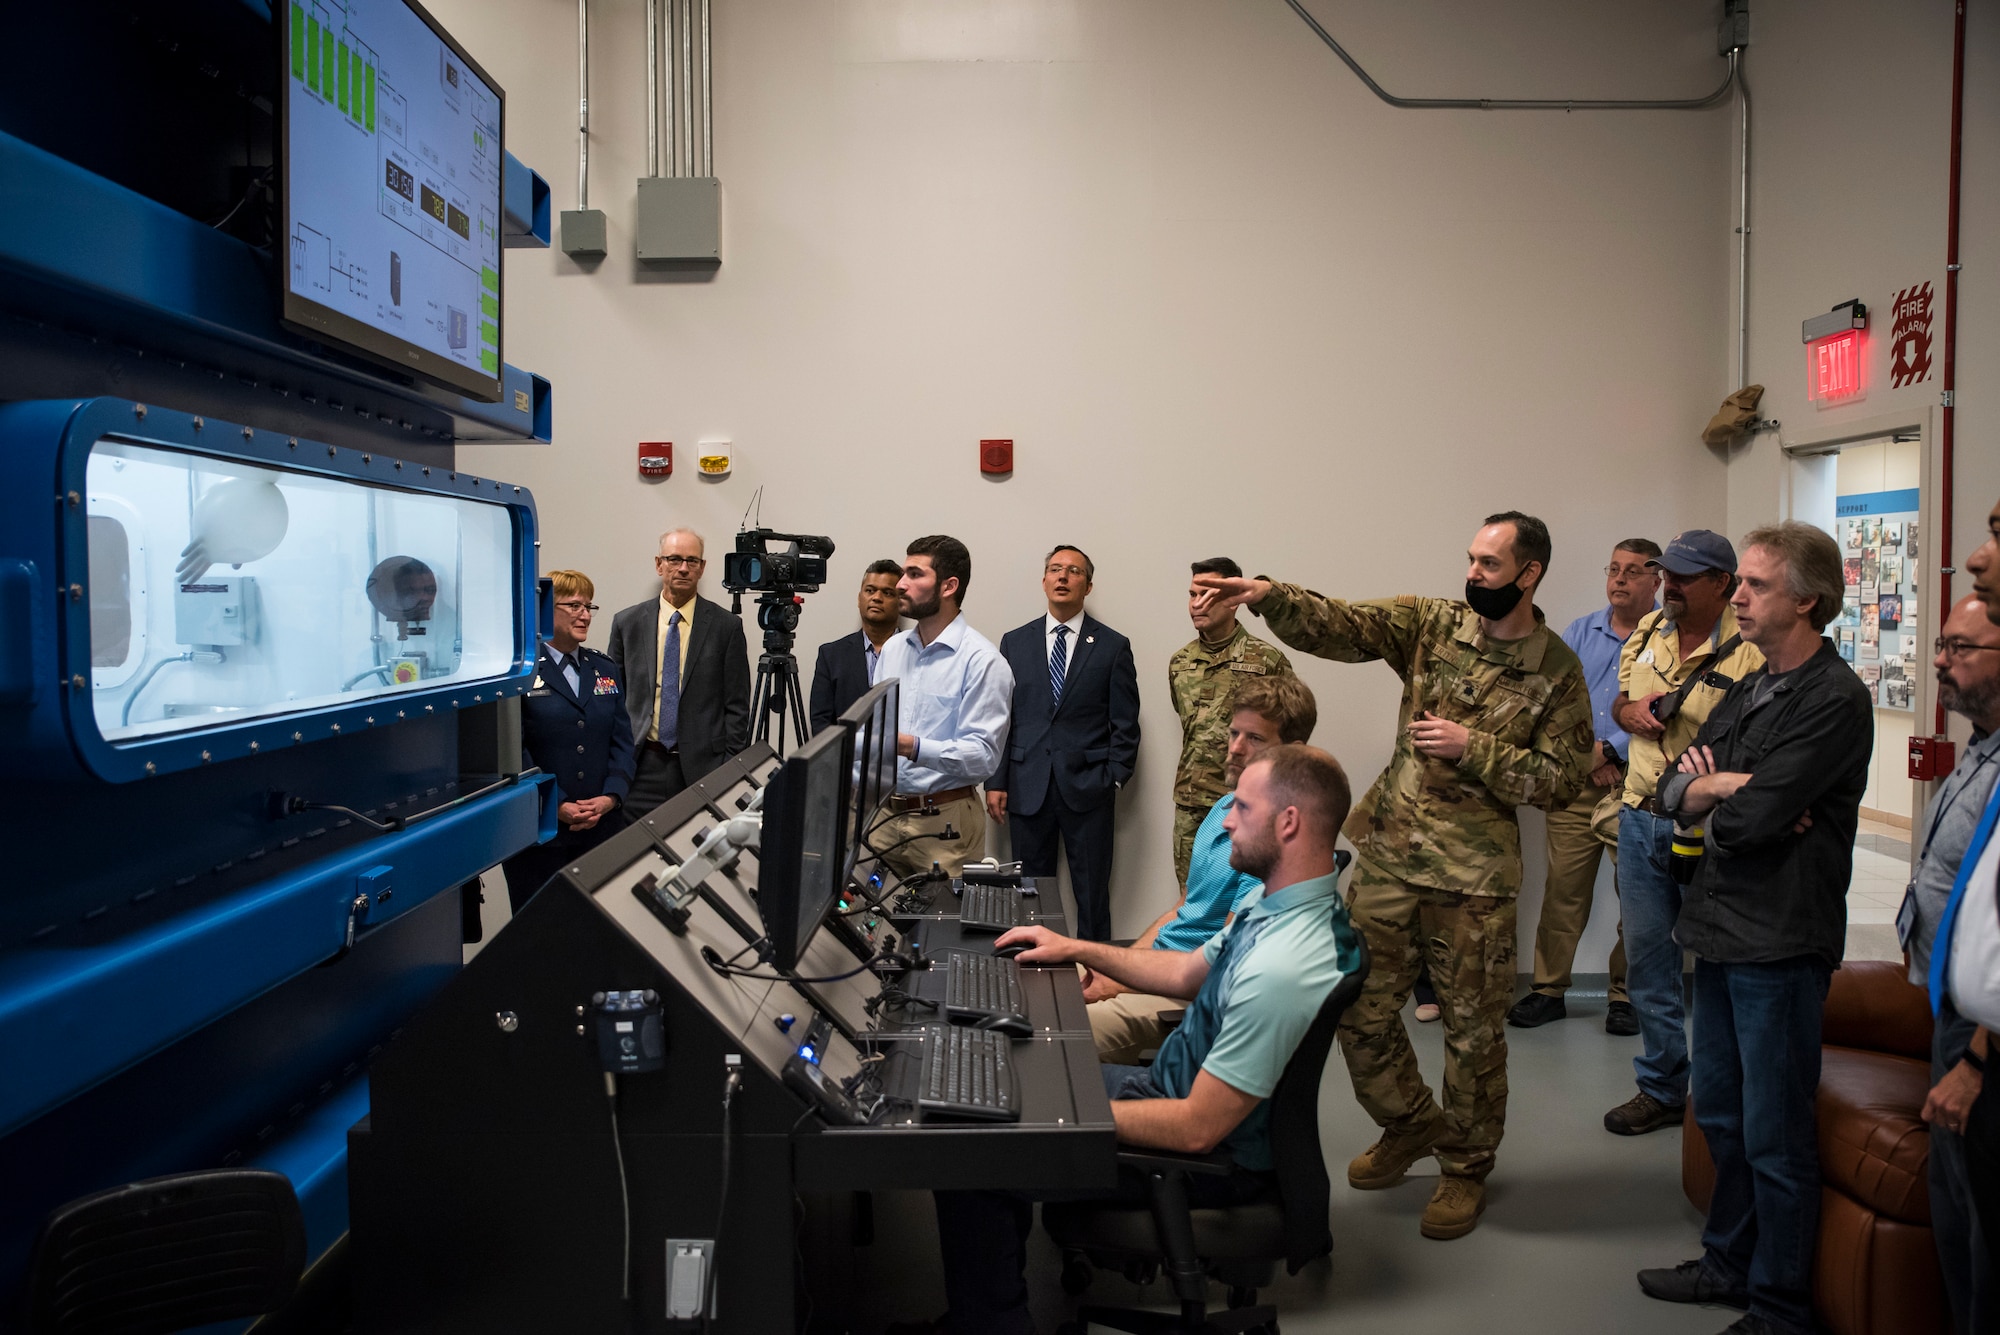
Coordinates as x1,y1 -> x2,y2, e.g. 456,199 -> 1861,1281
1808,328 -> 1864,405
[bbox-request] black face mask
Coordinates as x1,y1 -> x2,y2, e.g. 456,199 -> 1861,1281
1464,575 -> 1527,620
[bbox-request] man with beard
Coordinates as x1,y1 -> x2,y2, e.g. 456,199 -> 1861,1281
1903,594 -> 2000,1333
808,558 -> 906,732
912,746 -> 1362,1335
1193,512 -> 1594,1240
868,535 -> 1014,881
1603,531 -> 1765,1136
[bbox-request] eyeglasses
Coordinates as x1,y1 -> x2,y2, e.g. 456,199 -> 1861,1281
555,600 -> 600,613
1936,638 -> 2000,660
1045,564 -> 1088,579
656,555 -> 705,569
1604,564 -> 1654,580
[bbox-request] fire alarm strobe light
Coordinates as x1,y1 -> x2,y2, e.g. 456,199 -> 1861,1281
639,442 -> 672,478
980,439 -> 1013,475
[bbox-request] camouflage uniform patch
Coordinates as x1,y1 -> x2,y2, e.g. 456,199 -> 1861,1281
1168,624 -> 1291,887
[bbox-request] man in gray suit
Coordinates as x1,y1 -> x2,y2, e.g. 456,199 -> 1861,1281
606,527 -> 752,815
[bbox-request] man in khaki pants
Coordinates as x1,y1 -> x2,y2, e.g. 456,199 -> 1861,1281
1508,540 -> 1660,1035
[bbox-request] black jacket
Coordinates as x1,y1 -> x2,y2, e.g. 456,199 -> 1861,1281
1663,638 -> 1873,968
522,641 -> 636,806
808,629 -> 875,734
989,614 -> 1141,816
605,593 -> 751,782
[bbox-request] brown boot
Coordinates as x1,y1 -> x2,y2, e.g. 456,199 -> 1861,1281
1346,1116 -> 1443,1190
1419,1175 -> 1486,1239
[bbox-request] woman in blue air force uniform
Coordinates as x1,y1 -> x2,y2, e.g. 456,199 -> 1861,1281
500,569 -> 637,915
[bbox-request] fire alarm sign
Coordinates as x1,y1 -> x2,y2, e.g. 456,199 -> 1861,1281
639,442 -> 672,478
980,439 -> 1013,475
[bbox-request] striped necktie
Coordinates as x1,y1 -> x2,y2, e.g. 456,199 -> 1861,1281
1050,624 -> 1071,708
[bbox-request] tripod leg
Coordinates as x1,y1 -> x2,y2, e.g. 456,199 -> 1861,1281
785,663 -> 809,748
750,665 -> 773,749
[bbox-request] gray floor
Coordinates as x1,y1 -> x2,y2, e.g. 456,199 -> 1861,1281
823,993 -> 1733,1335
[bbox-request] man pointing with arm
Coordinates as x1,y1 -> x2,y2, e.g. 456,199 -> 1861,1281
1195,512 -> 1593,1239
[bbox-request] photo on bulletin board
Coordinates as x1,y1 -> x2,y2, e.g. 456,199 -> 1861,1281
1864,518 -> 1883,545
1900,633 -> 1918,657
1879,594 -> 1903,630
1844,557 -> 1862,589
1861,605 -> 1881,653
1847,521 -> 1864,551
1859,664 -> 1882,697
1883,522 -> 1902,550
1838,628 -> 1856,662
1881,555 -> 1902,588
1909,522 -> 1920,560
1861,549 -> 1880,587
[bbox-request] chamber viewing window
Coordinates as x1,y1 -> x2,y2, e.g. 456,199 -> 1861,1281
85,437 -> 519,744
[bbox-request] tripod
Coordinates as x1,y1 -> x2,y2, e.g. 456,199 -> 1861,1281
744,591 -> 810,755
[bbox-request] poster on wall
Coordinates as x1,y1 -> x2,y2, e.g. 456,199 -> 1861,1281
1834,488 -> 1920,712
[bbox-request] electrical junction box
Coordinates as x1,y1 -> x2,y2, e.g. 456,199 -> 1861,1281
174,575 -> 257,647
560,208 -> 607,259
636,177 -> 720,262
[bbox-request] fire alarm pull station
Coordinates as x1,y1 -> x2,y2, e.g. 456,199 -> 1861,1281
639,443 -> 672,478
980,439 -> 1013,475
1910,735 -> 1956,782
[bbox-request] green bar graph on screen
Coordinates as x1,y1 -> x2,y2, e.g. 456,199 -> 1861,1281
479,349 -> 499,374
480,266 -> 499,294
291,6 -> 306,79
365,63 -> 376,131
337,42 -> 349,114
306,18 -> 320,92
480,293 -> 499,318
321,28 -> 334,99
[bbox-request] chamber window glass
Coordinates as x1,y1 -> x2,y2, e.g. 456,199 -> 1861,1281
85,436 -> 519,743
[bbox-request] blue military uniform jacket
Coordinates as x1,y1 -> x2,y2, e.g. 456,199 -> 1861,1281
524,641 -> 637,808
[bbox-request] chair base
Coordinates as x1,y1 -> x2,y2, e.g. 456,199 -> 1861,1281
1063,1301 -> 1278,1334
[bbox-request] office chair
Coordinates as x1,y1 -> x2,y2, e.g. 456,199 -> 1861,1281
1043,936 -> 1370,1335
24,1168 -> 306,1334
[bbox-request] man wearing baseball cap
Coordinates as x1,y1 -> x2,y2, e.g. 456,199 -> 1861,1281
1602,530 -> 1766,1135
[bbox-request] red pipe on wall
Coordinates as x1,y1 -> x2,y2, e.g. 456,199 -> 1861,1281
1937,0 -> 1965,738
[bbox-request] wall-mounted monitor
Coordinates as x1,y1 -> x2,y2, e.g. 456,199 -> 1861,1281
279,0 -> 504,402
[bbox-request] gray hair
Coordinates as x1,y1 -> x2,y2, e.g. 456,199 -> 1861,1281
657,527 -> 705,556
1741,521 -> 1845,630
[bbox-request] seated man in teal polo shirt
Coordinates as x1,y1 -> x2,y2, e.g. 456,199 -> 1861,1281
926,745 -> 1365,1335
1089,675 -> 1320,1063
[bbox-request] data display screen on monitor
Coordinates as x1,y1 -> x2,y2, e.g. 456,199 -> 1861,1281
760,725 -> 853,974
280,0 -> 504,402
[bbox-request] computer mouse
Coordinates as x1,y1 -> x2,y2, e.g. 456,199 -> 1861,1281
974,1014 -> 1033,1039
992,942 -> 1030,961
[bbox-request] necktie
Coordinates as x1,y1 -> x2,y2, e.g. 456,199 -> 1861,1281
558,652 -> 579,696
657,611 -> 682,749
1050,624 -> 1070,709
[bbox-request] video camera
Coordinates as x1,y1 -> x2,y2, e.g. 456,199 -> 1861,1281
720,528 -> 835,596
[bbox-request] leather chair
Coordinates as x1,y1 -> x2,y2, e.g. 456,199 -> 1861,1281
1681,959 -> 1948,1335
1042,938 -> 1369,1335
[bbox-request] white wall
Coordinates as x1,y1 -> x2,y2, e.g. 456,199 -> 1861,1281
447,0 -> 1740,957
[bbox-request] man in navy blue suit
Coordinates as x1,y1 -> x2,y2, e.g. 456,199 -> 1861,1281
987,545 -> 1141,940
808,558 -> 905,733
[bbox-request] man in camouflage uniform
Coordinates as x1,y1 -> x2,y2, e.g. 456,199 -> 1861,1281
1196,513 -> 1593,1240
1168,557 -> 1293,889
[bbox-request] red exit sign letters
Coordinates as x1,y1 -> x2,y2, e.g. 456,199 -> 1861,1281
1807,328 -> 1864,405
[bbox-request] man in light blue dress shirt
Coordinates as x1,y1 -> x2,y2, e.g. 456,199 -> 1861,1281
1509,539 -> 1658,1034
869,535 -> 1015,880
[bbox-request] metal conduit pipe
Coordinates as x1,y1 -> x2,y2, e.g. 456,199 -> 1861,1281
576,0 -> 591,207
646,0 -> 659,177
664,0 -> 676,175
680,0 -> 694,177
1937,0 -> 1967,738
1279,0 -> 1738,110
701,0 -> 712,176
1734,48 -> 1750,390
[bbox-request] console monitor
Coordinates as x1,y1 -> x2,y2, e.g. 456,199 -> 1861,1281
759,724 -> 853,973
838,678 -> 898,878
280,0 -> 505,402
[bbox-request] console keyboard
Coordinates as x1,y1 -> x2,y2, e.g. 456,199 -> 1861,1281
956,880 -> 1023,932
917,1024 -> 1019,1122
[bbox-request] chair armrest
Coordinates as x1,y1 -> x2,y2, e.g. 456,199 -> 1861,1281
1157,1009 -> 1186,1032
1115,1146 -> 1237,1177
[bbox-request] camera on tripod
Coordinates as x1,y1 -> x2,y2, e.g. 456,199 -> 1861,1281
720,528 -> 835,596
